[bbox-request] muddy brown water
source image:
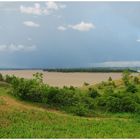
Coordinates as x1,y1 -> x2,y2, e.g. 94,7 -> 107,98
0,70 -> 126,87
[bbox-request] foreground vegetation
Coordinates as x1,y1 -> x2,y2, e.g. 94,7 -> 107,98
0,85 -> 140,138
0,71 -> 140,138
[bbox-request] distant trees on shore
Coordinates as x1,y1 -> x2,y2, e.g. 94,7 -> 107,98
43,68 -> 137,73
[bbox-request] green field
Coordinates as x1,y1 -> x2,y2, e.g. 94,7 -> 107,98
0,71 -> 140,138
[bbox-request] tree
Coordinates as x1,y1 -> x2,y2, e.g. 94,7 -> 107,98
126,84 -> 137,93
122,70 -> 131,86
108,76 -> 112,82
89,88 -> 100,98
133,76 -> 139,84
0,73 -> 3,81
33,72 -> 43,83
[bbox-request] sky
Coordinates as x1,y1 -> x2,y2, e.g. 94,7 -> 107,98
1,1 -> 140,68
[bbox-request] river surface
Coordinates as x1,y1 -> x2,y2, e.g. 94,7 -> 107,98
0,70 -> 126,87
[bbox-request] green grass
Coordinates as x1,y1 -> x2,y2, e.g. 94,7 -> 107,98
1,106 -> 140,138
0,85 -> 140,138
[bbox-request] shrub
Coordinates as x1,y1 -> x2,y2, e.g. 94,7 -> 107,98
101,81 -> 108,87
121,96 -> 137,112
46,87 -> 62,105
108,76 -> 112,82
122,70 -> 131,86
104,87 -> 114,95
81,96 -> 95,109
105,96 -> 121,112
88,88 -> 100,98
69,86 -> 75,90
4,75 -> 15,83
83,82 -> 89,86
126,84 -> 137,93
33,72 -> 43,83
97,92 -> 140,113
47,87 -> 80,107
70,103 -> 89,116
0,73 -> 3,81
11,76 -> 48,102
96,97 -> 107,107
133,76 -> 139,84
130,94 -> 140,104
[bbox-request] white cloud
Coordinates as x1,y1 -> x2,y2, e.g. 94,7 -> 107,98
20,2 -> 66,16
46,1 -> 66,10
46,1 -> 58,10
58,21 -> 95,32
68,21 -> 95,31
0,44 -> 36,52
57,26 -> 67,31
20,3 -> 42,15
137,39 -> 140,42
92,61 -> 140,67
23,21 -> 40,27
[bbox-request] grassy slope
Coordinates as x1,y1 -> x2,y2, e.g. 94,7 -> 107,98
0,83 -> 140,138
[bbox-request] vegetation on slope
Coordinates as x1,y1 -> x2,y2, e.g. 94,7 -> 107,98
0,71 -> 140,138
0,70 -> 140,117
0,85 -> 140,138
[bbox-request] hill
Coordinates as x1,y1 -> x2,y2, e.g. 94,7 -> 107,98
0,81 -> 140,138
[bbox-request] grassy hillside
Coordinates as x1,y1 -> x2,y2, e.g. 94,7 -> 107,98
1,71 -> 140,138
0,82 -> 140,138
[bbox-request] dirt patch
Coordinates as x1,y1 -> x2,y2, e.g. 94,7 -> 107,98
0,95 -> 68,116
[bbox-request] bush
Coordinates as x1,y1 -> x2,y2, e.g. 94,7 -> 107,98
133,76 -> 139,84
105,96 -> 122,112
108,76 -> 112,82
47,87 -> 80,107
83,82 -> 89,86
46,87 -> 95,116
126,84 -> 137,93
81,96 -> 95,109
69,86 -> 75,90
4,75 -> 15,83
0,73 -> 3,81
121,96 -> 137,112
104,87 -> 114,95
88,88 -> 100,98
47,87 -> 62,105
97,92 -> 140,113
70,103 -> 89,116
122,70 -> 131,86
10,76 -> 48,102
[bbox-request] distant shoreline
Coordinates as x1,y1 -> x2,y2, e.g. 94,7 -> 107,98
43,68 -> 138,73
0,67 -> 138,73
